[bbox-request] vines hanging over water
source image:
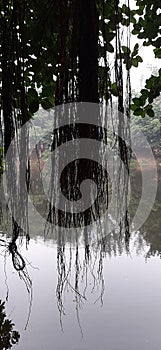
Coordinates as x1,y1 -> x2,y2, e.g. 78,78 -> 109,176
0,0 -> 133,327
1,0 -> 30,270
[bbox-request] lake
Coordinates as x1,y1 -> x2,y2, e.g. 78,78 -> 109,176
1,232 -> 161,350
0,146 -> 161,349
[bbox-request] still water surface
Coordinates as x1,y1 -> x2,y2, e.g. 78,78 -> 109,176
1,232 -> 161,350
1,157 -> 161,350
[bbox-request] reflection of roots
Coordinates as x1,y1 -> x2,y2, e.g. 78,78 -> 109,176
0,229 -> 32,330
92,227 -> 130,257
8,241 -> 26,271
56,241 -> 105,334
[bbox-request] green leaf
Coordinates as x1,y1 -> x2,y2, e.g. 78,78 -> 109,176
132,97 -> 141,106
136,55 -> 143,63
121,4 -> 130,16
146,108 -> 154,117
111,82 -> 118,96
137,7 -> 144,15
132,58 -> 138,67
152,37 -> 161,48
133,43 -> 139,52
29,100 -> 39,114
139,89 -> 149,105
154,48 -> 161,58
145,75 -> 156,89
133,108 -> 143,116
27,88 -> 38,100
42,85 -> 54,98
106,43 -> 114,53
105,31 -> 115,42
130,16 -> 136,24
41,98 -> 54,110
132,29 -> 139,35
143,41 -> 151,47
122,46 -> 131,54
121,18 -> 129,26
131,104 -> 138,111
140,89 -> 149,98
148,91 -> 155,103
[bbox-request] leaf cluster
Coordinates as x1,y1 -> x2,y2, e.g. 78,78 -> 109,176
0,300 -> 20,349
131,69 -> 161,117
130,0 -> 161,114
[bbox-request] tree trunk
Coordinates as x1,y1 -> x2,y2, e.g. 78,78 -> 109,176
78,0 -> 99,103
2,1 -> 14,155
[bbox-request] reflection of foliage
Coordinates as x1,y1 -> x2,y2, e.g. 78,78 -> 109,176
141,194 -> 161,258
129,163 -> 161,258
0,300 -> 20,350
0,236 -> 32,330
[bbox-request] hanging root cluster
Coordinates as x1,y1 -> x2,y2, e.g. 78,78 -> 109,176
1,0 -> 30,267
56,237 -> 105,333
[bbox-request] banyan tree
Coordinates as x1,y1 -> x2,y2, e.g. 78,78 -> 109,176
1,0 -> 160,321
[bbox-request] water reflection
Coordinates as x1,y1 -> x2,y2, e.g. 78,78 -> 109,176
0,104 -> 161,348
0,299 -> 20,349
129,157 -> 161,257
1,234 -> 161,350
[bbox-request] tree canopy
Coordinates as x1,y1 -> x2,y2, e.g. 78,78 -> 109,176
0,1 -> 160,116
